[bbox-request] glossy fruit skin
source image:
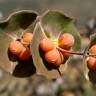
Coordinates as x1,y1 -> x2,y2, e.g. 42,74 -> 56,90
18,47 -> 31,61
21,32 -> 33,46
58,33 -> 74,49
9,40 -> 24,55
39,38 -> 54,52
89,45 -> 96,54
45,49 -> 64,67
87,57 -> 96,70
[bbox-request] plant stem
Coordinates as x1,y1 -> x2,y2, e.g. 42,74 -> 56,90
57,68 -> 62,76
57,47 -> 96,58
57,47 -> 84,56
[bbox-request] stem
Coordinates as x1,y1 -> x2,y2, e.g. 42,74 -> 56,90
57,47 -> 96,58
38,21 -> 45,34
57,47 -> 84,56
57,68 -> 62,76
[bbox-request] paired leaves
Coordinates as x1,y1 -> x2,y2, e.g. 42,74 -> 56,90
0,10 -> 81,79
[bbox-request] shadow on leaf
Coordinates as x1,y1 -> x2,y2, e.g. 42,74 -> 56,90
88,70 -> 96,84
8,50 -> 36,78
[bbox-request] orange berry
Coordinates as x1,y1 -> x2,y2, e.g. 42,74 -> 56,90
39,38 -> 54,52
9,40 -> 24,55
57,51 -> 64,65
45,49 -> 64,67
21,32 -> 33,46
87,57 -> 96,70
89,45 -> 96,54
18,47 -> 31,61
58,33 -> 74,49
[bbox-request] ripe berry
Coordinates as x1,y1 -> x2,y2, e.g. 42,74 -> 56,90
9,40 -> 24,55
87,57 -> 96,70
45,49 -> 64,67
39,38 -> 54,52
89,45 -> 96,54
18,47 -> 31,61
58,33 -> 74,49
21,32 -> 33,46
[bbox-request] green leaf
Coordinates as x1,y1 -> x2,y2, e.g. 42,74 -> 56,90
0,10 -> 37,77
41,10 -> 81,51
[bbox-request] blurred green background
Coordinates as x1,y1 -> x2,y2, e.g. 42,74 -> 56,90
0,0 -> 96,96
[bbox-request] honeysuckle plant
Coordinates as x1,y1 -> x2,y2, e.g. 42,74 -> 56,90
0,10 -> 96,84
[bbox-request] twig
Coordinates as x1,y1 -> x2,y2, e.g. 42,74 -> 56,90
57,47 -> 84,56
57,68 -> 62,76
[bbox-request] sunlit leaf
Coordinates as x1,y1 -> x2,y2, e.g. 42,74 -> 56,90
31,10 -> 81,79
31,22 -> 68,79
41,10 -> 81,51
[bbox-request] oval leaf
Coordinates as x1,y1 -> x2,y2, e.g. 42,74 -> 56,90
31,10 -> 81,79
31,22 -> 68,79
41,10 -> 81,51
0,10 -> 38,77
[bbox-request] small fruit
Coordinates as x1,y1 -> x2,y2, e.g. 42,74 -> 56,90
87,57 -> 96,70
21,32 -> 33,46
9,40 -> 24,55
39,38 -> 54,52
89,45 -> 96,54
45,49 -> 64,67
58,33 -> 74,49
18,47 -> 31,61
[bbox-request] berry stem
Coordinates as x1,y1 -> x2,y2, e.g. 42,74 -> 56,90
57,47 -> 84,56
57,68 -> 62,76
57,47 -> 96,58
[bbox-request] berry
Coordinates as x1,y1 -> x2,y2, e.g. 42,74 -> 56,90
39,38 -> 54,52
89,45 -> 96,54
21,32 -> 33,46
9,40 -> 24,55
45,49 -> 64,67
87,57 -> 96,70
18,47 -> 31,61
58,33 -> 74,49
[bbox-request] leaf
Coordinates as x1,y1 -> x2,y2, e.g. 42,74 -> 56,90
83,33 -> 96,84
41,10 -> 81,51
0,10 -> 38,77
31,22 -> 68,79
31,10 -> 81,79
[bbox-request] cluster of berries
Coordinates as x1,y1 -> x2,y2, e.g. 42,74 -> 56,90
8,32 -> 33,61
39,33 -> 74,67
87,45 -> 96,70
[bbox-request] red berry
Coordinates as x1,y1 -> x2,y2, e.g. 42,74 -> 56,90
89,45 -> 96,54
39,38 -> 54,52
87,57 -> 96,70
58,33 -> 74,49
9,40 -> 24,55
18,47 -> 31,61
45,49 -> 64,67
21,32 -> 33,46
